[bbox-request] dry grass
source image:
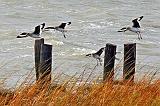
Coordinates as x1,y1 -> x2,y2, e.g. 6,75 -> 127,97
0,73 -> 160,106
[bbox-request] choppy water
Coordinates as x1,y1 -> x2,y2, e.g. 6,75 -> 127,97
0,0 -> 160,87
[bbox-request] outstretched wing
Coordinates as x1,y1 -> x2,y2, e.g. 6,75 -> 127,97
86,53 -> 92,57
132,19 -> 140,28
33,25 -> 41,35
58,23 -> 67,29
132,16 -> 143,28
95,47 -> 105,56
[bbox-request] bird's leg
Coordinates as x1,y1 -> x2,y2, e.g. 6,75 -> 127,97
96,59 -> 99,66
99,58 -> 102,66
139,32 -> 142,39
100,62 -> 102,66
96,58 -> 102,66
62,32 -> 66,38
137,33 -> 140,40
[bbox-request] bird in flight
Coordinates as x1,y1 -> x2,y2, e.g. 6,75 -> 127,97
17,23 -> 45,38
44,22 -> 71,38
118,16 -> 143,40
86,47 -> 105,66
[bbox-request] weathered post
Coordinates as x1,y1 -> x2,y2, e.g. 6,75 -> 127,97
34,38 -> 44,80
103,43 -> 117,81
123,43 -> 136,83
39,44 -> 52,84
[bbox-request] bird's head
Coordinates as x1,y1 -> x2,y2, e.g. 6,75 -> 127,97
41,23 -> 45,30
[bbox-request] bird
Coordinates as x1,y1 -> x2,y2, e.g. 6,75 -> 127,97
17,23 -> 45,38
118,16 -> 143,40
44,22 -> 71,38
86,47 -> 105,66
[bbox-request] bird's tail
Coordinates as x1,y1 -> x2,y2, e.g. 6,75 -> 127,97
20,32 -> 28,35
86,54 -> 91,57
117,30 -> 124,32
16,35 -> 28,38
17,32 -> 29,38
118,27 -> 127,32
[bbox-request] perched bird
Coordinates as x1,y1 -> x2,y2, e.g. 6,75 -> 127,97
118,16 -> 143,40
44,22 -> 71,38
17,23 -> 45,38
86,47 -> 105,66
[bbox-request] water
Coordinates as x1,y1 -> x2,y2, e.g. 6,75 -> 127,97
0,0 -> 160,87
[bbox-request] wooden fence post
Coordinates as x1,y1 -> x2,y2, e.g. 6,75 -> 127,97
39,44 -> 52,83
123,43 -> 136,83
34,38 -> 44,80
103,43 -> 117,81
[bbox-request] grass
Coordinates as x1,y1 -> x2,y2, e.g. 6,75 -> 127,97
0,72 -> 160,106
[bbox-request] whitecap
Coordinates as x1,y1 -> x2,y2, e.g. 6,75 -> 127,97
71,47 -> 96,56
87,23 -> 106,29
55,41 -> 64,46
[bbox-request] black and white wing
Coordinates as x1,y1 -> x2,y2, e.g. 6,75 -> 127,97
95,47 -> 105,56
58,23 -> 67,29
33,25 -> 41,35
58,22 -> 71,29
132,16 -> 143,28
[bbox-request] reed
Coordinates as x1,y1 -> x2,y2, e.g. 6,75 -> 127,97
0,71 -> 160,106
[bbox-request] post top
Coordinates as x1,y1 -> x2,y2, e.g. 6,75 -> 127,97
106,43 -> 117,47
124,43 -> 136,46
